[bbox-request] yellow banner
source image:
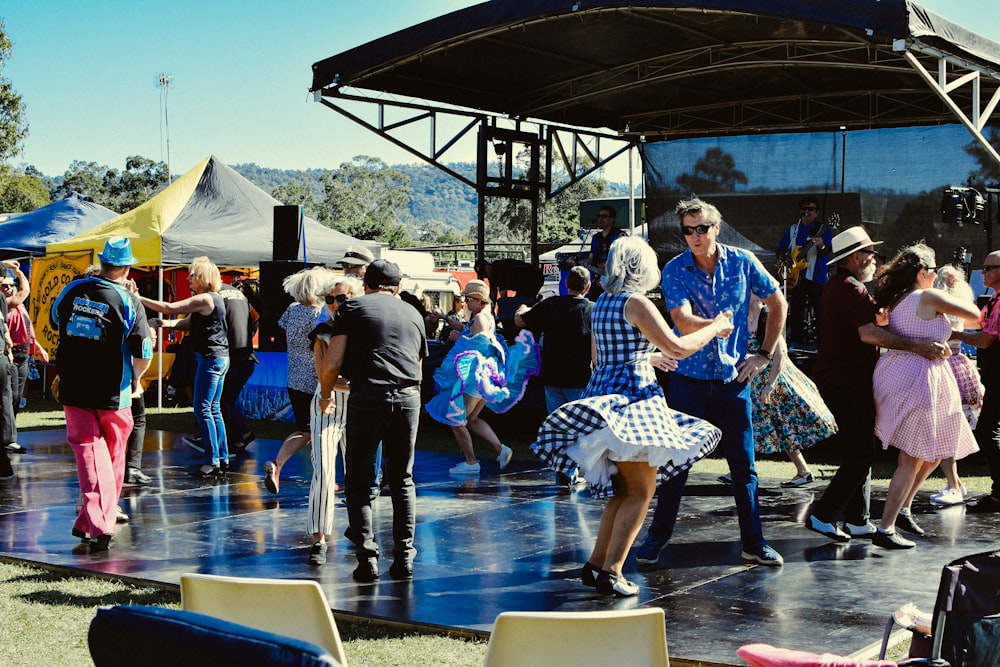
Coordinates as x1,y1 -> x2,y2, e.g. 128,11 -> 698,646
29,252 -> 94,363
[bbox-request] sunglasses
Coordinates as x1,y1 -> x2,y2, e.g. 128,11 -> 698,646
681,224 -> 714,236
324,293 -> 349,305
984,265 -> 1000,273
800,206 -> 818,213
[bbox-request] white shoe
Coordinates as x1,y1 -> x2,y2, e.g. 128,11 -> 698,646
845,520 -> 877,538
449,461 -> 481,475
497,445 -> 512,470
930,487 -> 965,506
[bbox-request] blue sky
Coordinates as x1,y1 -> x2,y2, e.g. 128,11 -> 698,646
1,0 -> 997,180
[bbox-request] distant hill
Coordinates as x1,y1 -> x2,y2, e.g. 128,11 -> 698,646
232,161 -> 631,235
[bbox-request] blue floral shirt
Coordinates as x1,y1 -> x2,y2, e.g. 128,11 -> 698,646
661,244 -> 779,382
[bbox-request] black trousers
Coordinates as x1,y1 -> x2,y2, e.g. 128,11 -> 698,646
973,379 -> 1000,498
811,385 -> 878,525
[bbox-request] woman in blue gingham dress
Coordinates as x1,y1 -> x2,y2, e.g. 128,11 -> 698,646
531,236 -> 729,597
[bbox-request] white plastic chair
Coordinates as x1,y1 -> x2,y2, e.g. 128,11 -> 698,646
482,608 -> 669,667
179,573 -> 347,666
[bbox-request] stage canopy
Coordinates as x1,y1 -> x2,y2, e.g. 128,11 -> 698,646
311,0 -> 1000,148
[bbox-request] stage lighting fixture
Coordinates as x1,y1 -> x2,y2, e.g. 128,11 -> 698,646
940,186 -> 984,225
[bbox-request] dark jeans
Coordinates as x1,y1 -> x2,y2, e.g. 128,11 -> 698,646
0,354 -> 16,447
126,393 -> 146,471
10,348 -> 28,415
812,385 -> 877,525
221,350 -> 256,447
974,379 -> 1000,498
344,385 -> 419,564
645,374 -> 764,551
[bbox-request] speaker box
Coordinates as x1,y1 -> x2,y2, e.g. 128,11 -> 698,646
257,260 -> 321,352
273,205 -> 303,262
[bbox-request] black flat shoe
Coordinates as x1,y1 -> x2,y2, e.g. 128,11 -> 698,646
595,570 -> 639,597
895,512 -> 925,536
90,534 -> 113,554
193,465 -> 221,479
581,561 -> 602,587
389,560 -> 413,581
353,558 -> 380,583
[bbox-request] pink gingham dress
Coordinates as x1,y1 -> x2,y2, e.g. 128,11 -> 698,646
873,290 -> 979,462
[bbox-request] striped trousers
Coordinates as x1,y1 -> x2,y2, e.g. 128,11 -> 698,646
308,388 -> 347,536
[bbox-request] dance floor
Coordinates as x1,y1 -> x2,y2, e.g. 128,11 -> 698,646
2,427 -> 999,666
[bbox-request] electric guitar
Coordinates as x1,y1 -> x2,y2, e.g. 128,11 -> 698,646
778,213 -> 840,289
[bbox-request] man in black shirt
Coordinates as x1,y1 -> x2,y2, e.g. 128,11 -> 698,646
317,260 -> 428,582
219,280 -> 258,453
515,265 -> 593,485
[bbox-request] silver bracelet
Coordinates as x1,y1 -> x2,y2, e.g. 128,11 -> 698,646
319,394 -> 332,401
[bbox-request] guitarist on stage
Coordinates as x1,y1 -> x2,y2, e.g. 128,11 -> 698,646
775,196 -> 833,348
579,205 -> 626,301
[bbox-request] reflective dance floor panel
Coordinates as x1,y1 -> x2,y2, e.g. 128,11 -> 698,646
1,428 -> 998,665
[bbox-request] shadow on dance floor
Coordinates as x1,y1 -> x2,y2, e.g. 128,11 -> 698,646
2,428 -> 999,665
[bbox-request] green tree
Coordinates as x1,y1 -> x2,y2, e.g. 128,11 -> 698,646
318,156 -> 413,247
272,178 -> 319,218
112,156 -> 169,212
53,160 -> 113,205
53,156 -> 168,212
478,147 -> 609,247
0,164 -> 50,212
675,147 -> 748,194
0,19 -> 28,162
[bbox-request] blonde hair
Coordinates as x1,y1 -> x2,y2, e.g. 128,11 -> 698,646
189,256 -> 222,292
283,265 -> 328,305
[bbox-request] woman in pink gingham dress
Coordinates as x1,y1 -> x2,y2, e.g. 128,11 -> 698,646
872,244 -> 980,547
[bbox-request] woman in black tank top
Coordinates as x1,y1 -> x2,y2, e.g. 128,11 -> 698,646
139,257 -> 230,478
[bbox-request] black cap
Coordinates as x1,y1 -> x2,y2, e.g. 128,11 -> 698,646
363,259 -> 402,288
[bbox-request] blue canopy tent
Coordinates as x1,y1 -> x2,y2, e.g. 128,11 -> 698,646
0,192 -> 118,260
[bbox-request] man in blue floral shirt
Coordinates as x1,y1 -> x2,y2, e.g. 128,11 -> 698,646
636,197 -> 788,567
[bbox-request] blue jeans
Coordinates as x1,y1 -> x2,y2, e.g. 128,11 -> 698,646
344,385 -> 420,564
645,374 -> 764,550
194,353 -> 229,467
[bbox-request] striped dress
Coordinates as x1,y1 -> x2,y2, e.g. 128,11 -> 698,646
531,291 -> 721,498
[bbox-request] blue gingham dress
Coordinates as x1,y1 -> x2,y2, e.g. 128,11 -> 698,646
531,291 -> 721,498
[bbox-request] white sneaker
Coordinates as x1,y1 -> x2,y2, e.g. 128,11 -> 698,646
930,487 -> 965,506
449,461 -> 481,475
497,445 -> 513,470
846,521 -> 877,537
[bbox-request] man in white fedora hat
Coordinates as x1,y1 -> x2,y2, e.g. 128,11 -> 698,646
806,226 -> 947,545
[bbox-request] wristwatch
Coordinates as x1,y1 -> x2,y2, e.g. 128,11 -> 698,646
757,349 -> 773,361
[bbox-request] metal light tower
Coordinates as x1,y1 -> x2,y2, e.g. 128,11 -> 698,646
156,73 -> 174,183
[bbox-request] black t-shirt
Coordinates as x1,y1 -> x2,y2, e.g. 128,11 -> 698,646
52,276 -> 152,410
518,294 -> 593,388
219,283 -> 255,352
330,292 -> 428,392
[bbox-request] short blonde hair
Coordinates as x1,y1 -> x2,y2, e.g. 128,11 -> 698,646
283,265 -> 329,305
319,273 -> 363,299
189,256 -> 222,292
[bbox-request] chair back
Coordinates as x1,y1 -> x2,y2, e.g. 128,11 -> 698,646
180,573 -> 347,666
482,608 -> 669,667
930,549 -> 1000,667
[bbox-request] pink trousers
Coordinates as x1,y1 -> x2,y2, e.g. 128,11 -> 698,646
65,406 -> 133,538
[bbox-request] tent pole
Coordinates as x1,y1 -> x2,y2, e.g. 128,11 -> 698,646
156,265 -> 163,413
628,146 -> 636,235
